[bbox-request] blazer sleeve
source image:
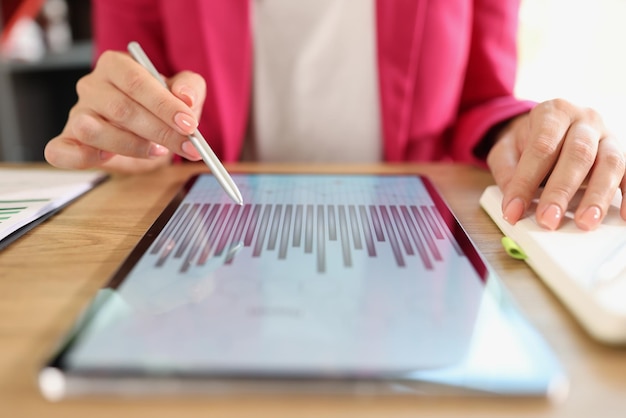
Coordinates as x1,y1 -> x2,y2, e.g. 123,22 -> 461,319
92,0 -> 171,75
450,0 -> 535,166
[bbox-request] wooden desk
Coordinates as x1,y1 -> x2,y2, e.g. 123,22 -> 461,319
1,163 -> 625,418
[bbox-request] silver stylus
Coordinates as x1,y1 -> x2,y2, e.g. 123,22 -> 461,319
127,41 -> 243,205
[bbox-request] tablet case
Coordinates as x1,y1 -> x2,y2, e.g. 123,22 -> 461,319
480,185 -> 626,345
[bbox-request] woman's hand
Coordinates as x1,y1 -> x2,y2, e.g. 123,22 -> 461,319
487,98 -> 626,231
45,50 -> 207,174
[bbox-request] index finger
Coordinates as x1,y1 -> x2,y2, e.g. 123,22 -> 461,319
98,52 -> 198,139
501,103 -> 571,223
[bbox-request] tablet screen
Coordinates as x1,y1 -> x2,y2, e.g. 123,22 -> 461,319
41,174 -> 567,399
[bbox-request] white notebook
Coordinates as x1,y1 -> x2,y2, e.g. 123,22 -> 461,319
480,185 -> 626,345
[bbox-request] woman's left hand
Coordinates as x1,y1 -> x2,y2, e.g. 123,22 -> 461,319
487,98 -> 626,231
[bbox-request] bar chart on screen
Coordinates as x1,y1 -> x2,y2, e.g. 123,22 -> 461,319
129,174 -> 468,284
149,200 -> 463,275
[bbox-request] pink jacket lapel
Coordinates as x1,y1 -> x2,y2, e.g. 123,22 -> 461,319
376,0 -> 427,161
196,0 -> 252,161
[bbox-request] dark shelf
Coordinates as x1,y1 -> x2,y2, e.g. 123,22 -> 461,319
5,40 -> 93,73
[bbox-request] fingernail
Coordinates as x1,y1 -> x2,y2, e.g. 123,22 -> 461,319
182,140 -> 201,160
578,205 -> 602,231
178,86 -> 196,107
149,143 -> 169,158
174,112 -> 197,135
503,198 -> 525,224
539,204 -> 562,230
99,150 -> 115,161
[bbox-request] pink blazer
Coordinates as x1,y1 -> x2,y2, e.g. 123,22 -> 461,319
93,0 -> 534,164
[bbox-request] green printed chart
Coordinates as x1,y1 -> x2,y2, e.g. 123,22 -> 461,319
0,199 -> 49,223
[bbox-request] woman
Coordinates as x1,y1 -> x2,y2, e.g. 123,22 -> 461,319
44,0 -> 625,231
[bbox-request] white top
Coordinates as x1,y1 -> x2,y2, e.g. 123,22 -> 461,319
247,0 -> 382,163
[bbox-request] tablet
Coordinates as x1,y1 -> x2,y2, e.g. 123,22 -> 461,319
40,174 -> 568,401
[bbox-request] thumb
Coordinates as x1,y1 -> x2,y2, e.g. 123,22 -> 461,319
487,125 -> 522,194
168,71 -> 207,120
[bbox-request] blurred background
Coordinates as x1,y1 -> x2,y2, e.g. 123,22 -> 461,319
516,0 -> 626,147
0,0 -> 91,161
0,0 -> 625,162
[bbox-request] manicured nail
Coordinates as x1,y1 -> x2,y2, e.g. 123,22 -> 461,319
503,198 -> 525,224
149,143 -> 169,158
174,112 -> 197,135
178,86 -> 196,107
578,205 -> 602,231
182,140 -> 201,160
99,150 -> 115,161
539,204 -> 562,230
